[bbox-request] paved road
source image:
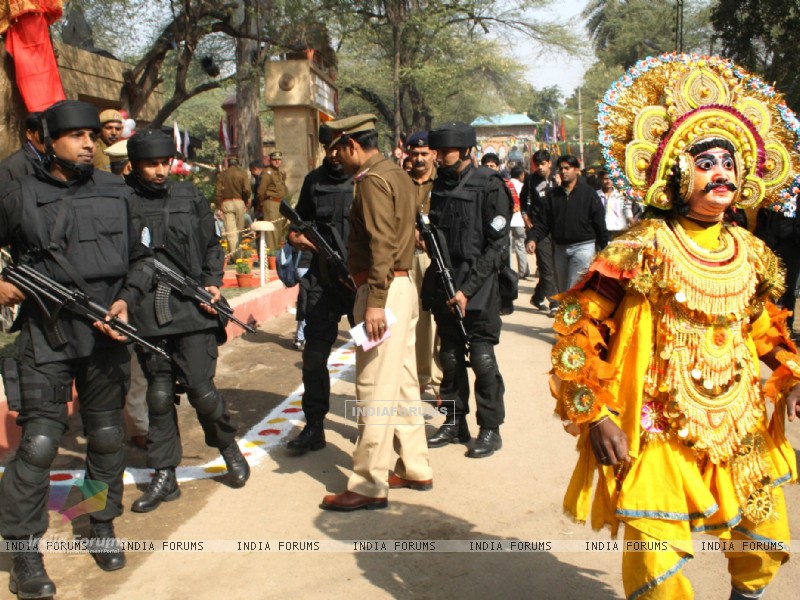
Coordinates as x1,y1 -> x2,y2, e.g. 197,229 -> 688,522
1,279 -> 798,599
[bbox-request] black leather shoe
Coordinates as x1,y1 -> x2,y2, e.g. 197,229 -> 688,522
427,417 -> 470,448
287,421 -> 326,453
88,520 -> 126,572
221,442 -> 250,488
466,428 -> 502,458
9,540 -> 56,599
131,468 -> 181,513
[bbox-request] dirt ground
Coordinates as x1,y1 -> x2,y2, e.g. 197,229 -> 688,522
0,279 -> 798,599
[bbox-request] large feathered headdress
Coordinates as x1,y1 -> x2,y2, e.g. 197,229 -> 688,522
598,54 -> 800,214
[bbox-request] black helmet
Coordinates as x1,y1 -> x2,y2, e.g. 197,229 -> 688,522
428,122 -> 476,150
41,101 -> 101,139
127,129 -> 176,162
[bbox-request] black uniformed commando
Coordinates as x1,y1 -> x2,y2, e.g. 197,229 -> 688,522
285,125 -> 354,453
0,100 -> 153,598
124,130 -> 249,513
423,123 -> 510,458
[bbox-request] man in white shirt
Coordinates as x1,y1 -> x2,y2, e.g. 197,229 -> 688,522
598,169 -> 634,237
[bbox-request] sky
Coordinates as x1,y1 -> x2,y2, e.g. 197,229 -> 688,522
517,0 -> 594,96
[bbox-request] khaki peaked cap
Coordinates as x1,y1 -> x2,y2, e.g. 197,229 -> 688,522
326,114 -> 377,146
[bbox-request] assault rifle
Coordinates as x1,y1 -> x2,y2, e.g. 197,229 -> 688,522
2,264 -> 168,358
416,212 -> 470,351
153,259 -> 256,334
279,200 -> 357,294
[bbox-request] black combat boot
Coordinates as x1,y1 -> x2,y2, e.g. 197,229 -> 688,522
131,468 -> 181,513
88,519 -> 126,572
9,539 -> 56,599
286,421 -> 326,453
426,415 -> 471,448
466,427 -> 502,458
220,442 -> 250,488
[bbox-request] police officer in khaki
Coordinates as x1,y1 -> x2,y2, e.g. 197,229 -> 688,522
214,156 -> 251,253
319,114 -> 432,511
103,139 -> 132,177
256,150 -> 288,252
93,109 -> 124,172
406,131 -> 443,400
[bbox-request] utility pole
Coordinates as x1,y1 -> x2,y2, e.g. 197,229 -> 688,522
578,87 -> 584,166
675,0 -> 685,53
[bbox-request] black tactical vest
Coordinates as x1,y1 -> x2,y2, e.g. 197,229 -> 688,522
429,165 -> 495,264
18,173 -> 130,283
311,169 -> 354,253
139,182 -> 205,277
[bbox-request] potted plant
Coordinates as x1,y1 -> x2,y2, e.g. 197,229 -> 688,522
234,260 -> 254,287
267,248 -> 278,271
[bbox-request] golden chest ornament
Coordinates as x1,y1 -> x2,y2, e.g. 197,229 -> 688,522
640,220 -> 765,465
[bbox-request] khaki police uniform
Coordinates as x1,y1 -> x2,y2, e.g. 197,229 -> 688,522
93,109 -> 124,172
333,117 -> 431,498
256,153 -> 288,252
215,164 -> 251,252
410,167 -> 443,396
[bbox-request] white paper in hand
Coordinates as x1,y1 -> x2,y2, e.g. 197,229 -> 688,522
349,308 -> 397,350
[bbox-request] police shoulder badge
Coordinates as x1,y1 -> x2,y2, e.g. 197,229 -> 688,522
490,215 -> 507,231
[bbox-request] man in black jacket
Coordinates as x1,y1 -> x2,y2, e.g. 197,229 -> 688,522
0,100 -> 152,598
521,149 -> 558,313
125,130 -> 249,513
285,124 -> 354,453
0,112 -> 45,181
526,155 -> 608,299
423,123 -> 511,459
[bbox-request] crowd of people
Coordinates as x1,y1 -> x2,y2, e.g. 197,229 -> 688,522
0,51 -> 800,600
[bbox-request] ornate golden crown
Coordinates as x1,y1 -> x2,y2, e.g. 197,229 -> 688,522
598,54 -> 800,213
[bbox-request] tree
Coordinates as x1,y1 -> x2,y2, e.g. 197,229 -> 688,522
583,0 -> 713,68
330,0 -> 568,141
711,0 -> 800,110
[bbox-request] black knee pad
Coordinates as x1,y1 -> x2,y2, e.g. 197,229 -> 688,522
186,382 -> 224,421
469,347 -> 497,378
18,433 -> 60,471
439,347 -> 461,373
146,381 -> 175,416
84,413 -> 125,455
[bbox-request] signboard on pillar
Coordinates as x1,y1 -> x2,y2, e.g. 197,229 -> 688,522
265,59 -> 338,199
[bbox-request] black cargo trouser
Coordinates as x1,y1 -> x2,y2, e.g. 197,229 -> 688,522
433,286 -> 505,430
299,266 -> 352,423
0,334 -> 130,539
137,330 -> 236,470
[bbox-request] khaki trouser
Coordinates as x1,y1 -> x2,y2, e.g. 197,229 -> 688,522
347,275 -> 432,498
412,251 -> 442,395
222,199 -> 246,252
262,198 -> 285,253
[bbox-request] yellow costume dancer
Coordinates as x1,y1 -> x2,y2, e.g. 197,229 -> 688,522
551,54 -> 800,600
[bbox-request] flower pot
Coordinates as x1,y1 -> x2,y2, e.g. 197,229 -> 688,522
236,273 -> 254,287
268,256 -> 277,271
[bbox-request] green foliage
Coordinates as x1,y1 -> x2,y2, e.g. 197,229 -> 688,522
332,0 -> 569,135
235,260 -> 252,274
583,0 -> 713,69
711,0 -> 800,110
